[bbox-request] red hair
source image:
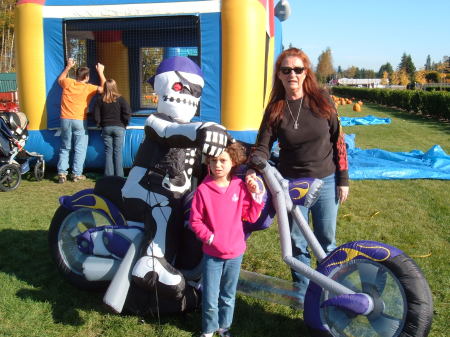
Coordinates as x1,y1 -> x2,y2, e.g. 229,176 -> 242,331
265,47 -> 336,124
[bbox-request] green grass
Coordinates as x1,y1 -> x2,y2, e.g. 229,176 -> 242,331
1,103 -> 449,336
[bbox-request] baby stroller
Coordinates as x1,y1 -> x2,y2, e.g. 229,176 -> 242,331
0,108 -> 45,192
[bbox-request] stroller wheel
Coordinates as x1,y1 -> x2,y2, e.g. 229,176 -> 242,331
0,164 -> 21,192
34,159 -> 45,181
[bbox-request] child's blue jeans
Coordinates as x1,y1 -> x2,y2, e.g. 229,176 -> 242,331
202,253 -> 243,334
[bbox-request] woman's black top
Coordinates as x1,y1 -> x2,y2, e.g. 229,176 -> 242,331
251,97 -> 349,186
94,96 -> 131,128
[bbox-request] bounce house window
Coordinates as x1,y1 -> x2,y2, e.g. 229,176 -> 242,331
66,37 -> 89,70
140,47 -> 164,109
64,16 -> 200,114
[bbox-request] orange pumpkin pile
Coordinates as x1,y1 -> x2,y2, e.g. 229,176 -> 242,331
331,95 -> 364,112
331,95 -> 354,106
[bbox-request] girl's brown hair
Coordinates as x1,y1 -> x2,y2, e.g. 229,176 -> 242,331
264,47 -> 336,125
102,79 -> 121,103
208,142 -> 247,176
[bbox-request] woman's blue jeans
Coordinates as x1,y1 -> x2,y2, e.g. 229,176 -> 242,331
57,118 -> 88,176
202,254 -> 243,334
102,126 -> 125,177
289,174 -> 339,297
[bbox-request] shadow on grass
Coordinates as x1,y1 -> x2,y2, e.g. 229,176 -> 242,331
0,229 -> 309,336
366,103 -> 450,134
138,296 -> 307,337
0,229 -> 108,326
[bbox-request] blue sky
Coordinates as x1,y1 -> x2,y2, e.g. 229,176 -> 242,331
281,0 -> 450,72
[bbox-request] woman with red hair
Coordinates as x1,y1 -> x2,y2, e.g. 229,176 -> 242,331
247,47 -> 349,298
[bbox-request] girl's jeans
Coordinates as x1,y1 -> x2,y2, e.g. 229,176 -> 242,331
202,253 -> 243,334
102,126 -> 125,177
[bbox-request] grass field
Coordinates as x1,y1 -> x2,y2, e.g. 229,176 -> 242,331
0,103 -> 449,337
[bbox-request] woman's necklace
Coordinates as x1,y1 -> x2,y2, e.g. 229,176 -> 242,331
286,97 -> 303,129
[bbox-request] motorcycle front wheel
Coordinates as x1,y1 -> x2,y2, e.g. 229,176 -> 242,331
303,240 -> 433,337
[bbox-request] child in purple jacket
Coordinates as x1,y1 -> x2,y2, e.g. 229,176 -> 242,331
190,142 -> 264,337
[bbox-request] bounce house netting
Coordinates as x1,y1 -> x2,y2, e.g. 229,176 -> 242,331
64,15 -> 200,115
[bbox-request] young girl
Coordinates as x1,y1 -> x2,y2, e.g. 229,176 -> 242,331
94,79 -> 131,177
189,142 -> 264,337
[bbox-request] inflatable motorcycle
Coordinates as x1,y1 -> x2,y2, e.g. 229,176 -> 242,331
48,56 -> 433,336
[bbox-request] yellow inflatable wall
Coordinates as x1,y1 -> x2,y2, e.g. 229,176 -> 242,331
222,0 -> 270,132
15,2 -> 46,131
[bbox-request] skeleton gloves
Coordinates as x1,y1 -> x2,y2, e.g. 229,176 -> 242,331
198,122 -> 233,157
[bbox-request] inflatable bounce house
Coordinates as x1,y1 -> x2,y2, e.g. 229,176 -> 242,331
15,0 -> 290,168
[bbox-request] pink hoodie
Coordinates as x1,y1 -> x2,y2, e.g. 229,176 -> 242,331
189,175 -> 264,259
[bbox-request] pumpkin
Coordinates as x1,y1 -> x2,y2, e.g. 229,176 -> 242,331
353,103 -> 361,112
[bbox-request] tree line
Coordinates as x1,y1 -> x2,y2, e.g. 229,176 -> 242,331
314,47 -> 450,86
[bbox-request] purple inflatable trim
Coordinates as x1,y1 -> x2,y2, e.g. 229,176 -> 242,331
321,293 -> 372,315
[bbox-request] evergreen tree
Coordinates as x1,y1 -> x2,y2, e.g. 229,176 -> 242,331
443,56 -> 450,74
405,55 -> 416,75
398,53 -> 408,70
336,65 -> 342,79
377,63 -> 393,77
425,55 -> 432,70
398,53 -> 416,82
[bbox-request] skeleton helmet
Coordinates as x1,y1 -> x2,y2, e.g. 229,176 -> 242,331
148,56 -> 204,123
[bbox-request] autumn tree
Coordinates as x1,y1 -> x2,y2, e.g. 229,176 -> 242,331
414,70 -> 427,84
342,66 -> 358,78
0,0 -> 15,72
390,69 -> 409,85
381,71 -> 389,85
435,56 -> 450,74
316,47 -> 334,83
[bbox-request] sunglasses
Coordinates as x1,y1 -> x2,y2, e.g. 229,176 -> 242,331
280,66 -> 305,75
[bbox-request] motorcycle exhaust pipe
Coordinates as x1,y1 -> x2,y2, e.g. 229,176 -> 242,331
82,256 -> 120,281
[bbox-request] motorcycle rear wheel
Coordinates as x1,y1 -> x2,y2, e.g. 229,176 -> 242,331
48,206 -> 111,291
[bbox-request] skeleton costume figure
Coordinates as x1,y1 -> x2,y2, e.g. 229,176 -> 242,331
121,57 -> 230,312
